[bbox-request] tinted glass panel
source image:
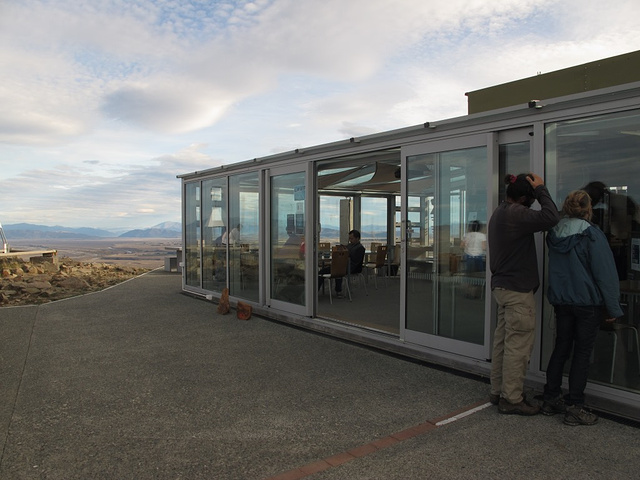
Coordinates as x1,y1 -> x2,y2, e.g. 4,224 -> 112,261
202,178 -> 227,292
406,146 -> 487,345
271,172 -> 306,306
184,182 -> 201,288
544,109 -> 640,392
228,172 -> 260,301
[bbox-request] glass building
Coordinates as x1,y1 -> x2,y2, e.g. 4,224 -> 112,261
179,52 -> 640,421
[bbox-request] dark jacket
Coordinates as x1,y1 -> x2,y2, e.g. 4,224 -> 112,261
546,217 -> 623,318
489,185 -> 561,293
347,241 -> 365,274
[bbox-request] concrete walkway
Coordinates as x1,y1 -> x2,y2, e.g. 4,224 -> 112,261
1,270 -> 638,479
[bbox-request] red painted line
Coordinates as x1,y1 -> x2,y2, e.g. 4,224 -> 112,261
264,399 -> 490,480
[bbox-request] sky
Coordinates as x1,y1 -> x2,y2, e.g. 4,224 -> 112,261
1,0 -> 640,232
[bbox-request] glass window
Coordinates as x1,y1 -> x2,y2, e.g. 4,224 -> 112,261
319,195 -> 343,245
271,172 -> 306,306
202,178 -> 227,292
361,196 -> 388,251
406,146 -> 487,345
499,142 -> 530,203
544,109 -> 640,392
228,172 -> 260,302
184,182 -> 201,288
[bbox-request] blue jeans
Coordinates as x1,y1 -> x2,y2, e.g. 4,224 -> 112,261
464,254 -> 484,273
544,305 -> 602,406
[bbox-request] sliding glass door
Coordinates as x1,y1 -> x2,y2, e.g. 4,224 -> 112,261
402,136 -> 490,359
267,165 -> 310,316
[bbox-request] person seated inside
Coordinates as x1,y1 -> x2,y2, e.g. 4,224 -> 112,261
213,227 -> 226,246
318,229 -> 366,299
222,224 -> 241,246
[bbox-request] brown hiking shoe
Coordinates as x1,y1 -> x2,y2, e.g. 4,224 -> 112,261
498,398 -> 540,416
489,393 -> 500,405
563,406 -> 598,426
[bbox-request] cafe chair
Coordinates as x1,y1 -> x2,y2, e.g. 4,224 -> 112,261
348,262 -> 368,296
599,320 -> 640,383
365,244 -> 388,289
318,242 -> 332,272
321,249 -> 352,304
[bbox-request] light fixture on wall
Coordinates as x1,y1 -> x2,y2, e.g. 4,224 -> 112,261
206,208 -> 224,228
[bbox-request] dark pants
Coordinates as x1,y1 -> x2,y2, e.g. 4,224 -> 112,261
544,305 -> 602,406
318,266 -> 343,292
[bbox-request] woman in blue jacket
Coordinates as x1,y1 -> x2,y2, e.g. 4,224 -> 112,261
542,190 -> 624,426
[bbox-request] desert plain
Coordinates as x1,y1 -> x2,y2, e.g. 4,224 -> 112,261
7,237 -> 182,269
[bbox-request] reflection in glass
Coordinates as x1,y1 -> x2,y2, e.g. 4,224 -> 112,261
406,146 -> 487,345
498,142 -> 530,204
271,172 -> 306,306
184,182 -> 201,288
544,109 -> 640,393
202,178 -> 227,292
229,172 -> 260,302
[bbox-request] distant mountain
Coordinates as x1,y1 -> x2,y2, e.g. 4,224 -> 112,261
118,228 -> 181,238
150,221 -> 181,231
321,224 -> 389,239
3,223 -> 116,239
3,222 -> 182,239
4,220 -> 385,240
118,222 -> 181,238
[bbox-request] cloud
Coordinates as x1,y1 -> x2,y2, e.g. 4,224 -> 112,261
0,0 -> 565,143
101,80 -> 235,133
2,0 -> 640,230
0,144 -> 219,229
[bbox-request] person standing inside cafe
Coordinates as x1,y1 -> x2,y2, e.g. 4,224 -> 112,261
488,173 -> 561,415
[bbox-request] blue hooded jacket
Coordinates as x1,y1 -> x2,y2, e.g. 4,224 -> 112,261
546,217 -> 623,318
